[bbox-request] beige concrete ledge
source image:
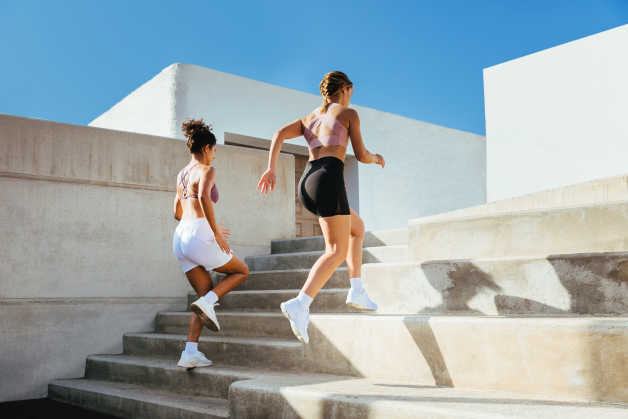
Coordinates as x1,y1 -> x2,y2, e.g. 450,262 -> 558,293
307,314 -> 628,403
409,200 -> 628,260
363,252 -> 628,316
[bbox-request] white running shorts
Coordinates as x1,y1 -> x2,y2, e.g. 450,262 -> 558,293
172,218 -> 233,273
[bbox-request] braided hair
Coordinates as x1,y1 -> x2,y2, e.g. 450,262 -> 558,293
319,71 -> 353,113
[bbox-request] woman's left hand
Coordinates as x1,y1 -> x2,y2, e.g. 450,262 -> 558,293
217,222 -> 231,239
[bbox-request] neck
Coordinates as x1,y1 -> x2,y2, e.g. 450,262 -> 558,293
191,155 -> 208,165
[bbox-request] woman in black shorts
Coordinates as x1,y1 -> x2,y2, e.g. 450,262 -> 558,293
257,71 -> 385,344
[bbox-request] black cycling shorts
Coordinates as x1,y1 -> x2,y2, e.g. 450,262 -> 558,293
298,156 -> 351,218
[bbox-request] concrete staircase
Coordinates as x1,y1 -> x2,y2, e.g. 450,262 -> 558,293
48,212 -> 628,418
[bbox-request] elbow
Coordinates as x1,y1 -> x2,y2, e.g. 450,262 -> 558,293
273,130 -> 285,143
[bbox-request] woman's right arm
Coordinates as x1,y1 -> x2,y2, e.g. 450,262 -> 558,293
257,119 -> 304,194
347,109 -> 385,168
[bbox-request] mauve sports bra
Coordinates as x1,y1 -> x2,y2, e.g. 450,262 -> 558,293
303,103 -> 349,150
180,164 -> 219,203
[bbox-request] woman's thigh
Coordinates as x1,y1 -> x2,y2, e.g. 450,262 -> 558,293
214,255 -> 248,275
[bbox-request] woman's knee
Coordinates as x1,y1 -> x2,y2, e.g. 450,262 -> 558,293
240,263 -> 250,279
350,213 -> 365,238
327,245 -> 349,263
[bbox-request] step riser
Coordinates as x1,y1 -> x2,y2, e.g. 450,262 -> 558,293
85,358 -> 239,399
188,291 -> 356,313
271,229 -> 408,254
156,313 -> 294,339
363,253 -> 628,315
306,315 -> 628,403
123,335 -> 306,371
409,201 -> 628,260
224,269 -> 348,291
230,382 -> 425,419
49,383 -> 226,419
246,246 -> 407,271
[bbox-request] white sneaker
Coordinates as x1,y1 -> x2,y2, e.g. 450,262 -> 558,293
280,298 -> 310,344
191,298 -> 221,331
177,350 -> 213,369
346,287 -> 378,311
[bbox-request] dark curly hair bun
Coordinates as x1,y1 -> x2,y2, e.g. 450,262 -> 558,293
181,119 -> 217,154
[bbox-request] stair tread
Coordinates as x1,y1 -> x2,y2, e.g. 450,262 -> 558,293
161,310 -> 628,320
160,311 -> 288,317
87,354 -> 348,379
244,270 -> 348,278
50,378 -> 229,417
216,288 -> 348,295
231,374 -> 628,418
83,355 -> 628,416
251,244 -> 407,257
125,332 -> 303,347
52,362 -> 628,419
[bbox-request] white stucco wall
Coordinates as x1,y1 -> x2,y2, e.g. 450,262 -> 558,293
91,64 -> 486,230
90,64 -> 179,138
484,24 -> 628,202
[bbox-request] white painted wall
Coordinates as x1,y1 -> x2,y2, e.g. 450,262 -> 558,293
91,64 -> 179,139
91,64 -> 486,230
484,24 -> 628,202
0,114 -> 294,402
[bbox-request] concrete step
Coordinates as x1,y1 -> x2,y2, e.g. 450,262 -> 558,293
85,355 -> 261,399
49,378 -> 229,419
217,268 -> 349,291
156,311 -> 294,339
83,354 -> 352,403
230,375 -> 628,419
409,200 -> 628,260
271,228 -> 408,254
245,245 -> 407,271
123,333 -> 307,371
188,289 -> 358,313
362,252 -> 628,316
305,314 -> 628,403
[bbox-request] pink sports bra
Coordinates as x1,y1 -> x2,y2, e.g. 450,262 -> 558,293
303,103 -> 349,150
180,164 -> 219,203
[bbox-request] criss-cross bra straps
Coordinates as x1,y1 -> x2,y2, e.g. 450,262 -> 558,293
180,164 -> 219,202
180,164 -> 199,199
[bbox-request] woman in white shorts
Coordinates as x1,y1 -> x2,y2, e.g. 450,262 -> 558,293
172,119 -> 249,368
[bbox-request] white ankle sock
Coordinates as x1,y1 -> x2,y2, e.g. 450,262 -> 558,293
296,291 -> 313,309
185,341 -> 198,354
350,277 -> 364,291
202,291 -> 218,305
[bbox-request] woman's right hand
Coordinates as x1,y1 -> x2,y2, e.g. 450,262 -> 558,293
257,168 -> 276,194
215,231 -> 231,254
374,153 -> 385,168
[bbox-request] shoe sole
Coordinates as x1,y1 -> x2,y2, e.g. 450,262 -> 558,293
346,302 -> 377,311
191,304 -> 220,332
280,302 -> 308,344
177,360 -> 213,369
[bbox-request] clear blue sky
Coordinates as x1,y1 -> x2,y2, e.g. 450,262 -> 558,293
1,1 -> 626,135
